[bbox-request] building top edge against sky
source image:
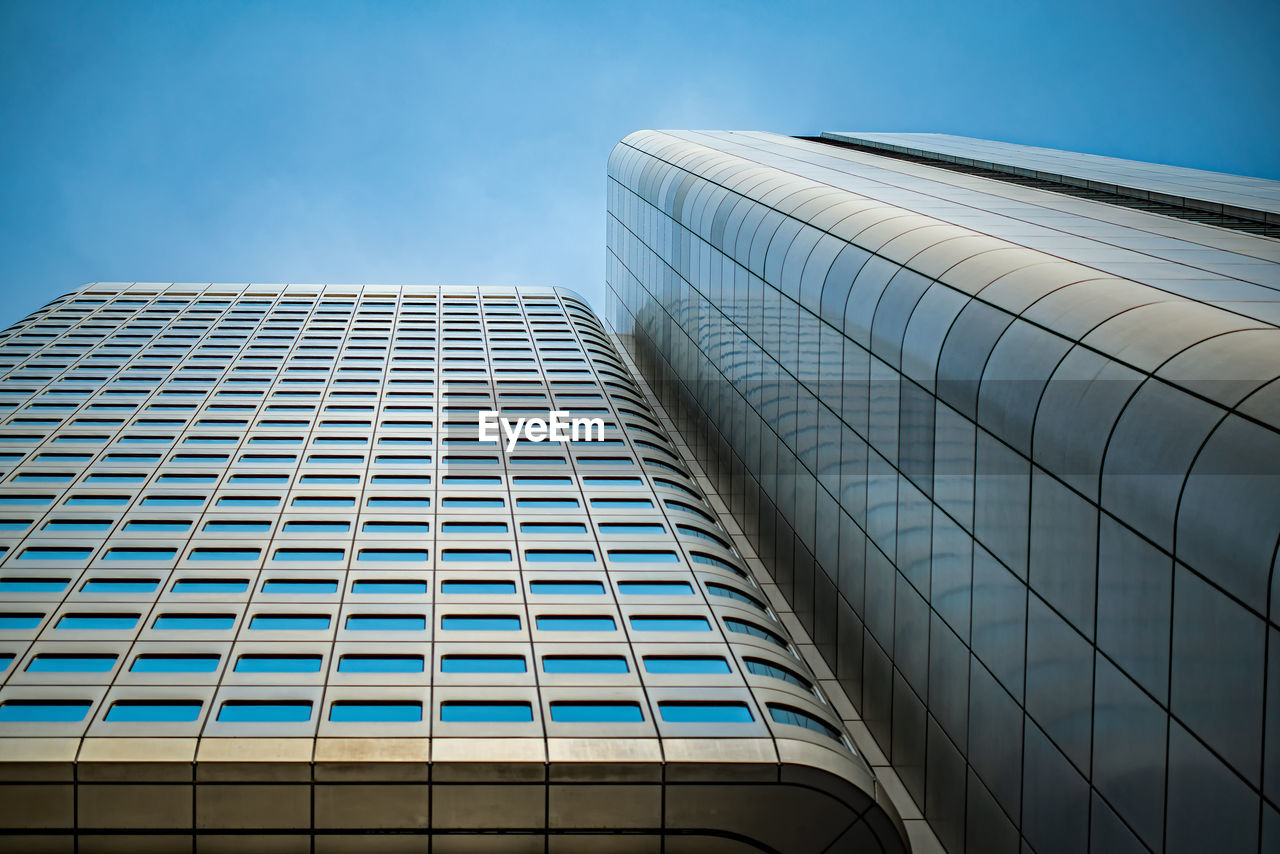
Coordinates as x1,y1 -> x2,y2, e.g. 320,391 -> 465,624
610,130 -> 1280,326
822,131 -> 1280,221
41,282 -> 596,299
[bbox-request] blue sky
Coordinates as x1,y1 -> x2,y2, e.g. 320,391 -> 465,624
1,0 -> 1277,319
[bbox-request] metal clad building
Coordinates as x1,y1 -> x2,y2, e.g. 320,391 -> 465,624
606,130 -> 1280,854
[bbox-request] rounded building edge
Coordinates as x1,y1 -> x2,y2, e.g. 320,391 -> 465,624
0,740 -> 911,853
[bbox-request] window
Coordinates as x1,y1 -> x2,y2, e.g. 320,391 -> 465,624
249,614 -> 331,630
441,521 -> 508,533
441,549 -> 511,562
217,701 -> 312,723
590,498 -> 651,509
628,616 -> 711,632
105,701 -> 202,723
0,700 -> 92,722
744,659 -> 814,692
528,580 -> 604,596
345,614 -> 426,631
618,581 -> 693,596
82,578 -> 159,594
217,496 -> 278,508
13,472 -> 75,484
707,583 -> 768,611
724,618 -> 788,647
262,579 -> 338,595
367,496 -> 429,508
441,496 -> 504,509
440,615 -> 520,631
300,474 -> 360,484
0,494 -> 54,506
103,547 -> 177,561
329,701 -> 422,723
203,521 -> 271,533
295,496 -> 357,507
338,654 -> 425,673
351,579 -> 428,595
767,704 -> 843,741
141,495 -> 203,507
541,656 -> 629,674
598,522 -> 665,535
357,549 -> 429,563
57,613 -> 138,630
520,522 -> 586,534
439,655 -> 525,673
152,614 -> 235,631
123,520 -> 191,533
517,497 -> 579,508
524,549 -> 595,563
535,615 -> 616,631
188,548 -> 261,561
643,656 -> 731,674
608,549 -> 679,563
664,499 -> 716,522
18,546 -> 92,560
309,454 -> 364,464
689,552 -> 748,577
130,654 -> 221,673
362,521 -> 428,534
234,655 -> 323,673
548,701 -> 643,723
0,577 -> 68,593
273,548 -> 345,562
281,521 -> 350,534
676,524 -> 732,549
28,654 -> 119,673
439,701 -> 532,723
172,578 -> 248,594
440,580 -> 516,595
658,701 -> 754,723
43,517 -> 112,530
229,474 -> 289,484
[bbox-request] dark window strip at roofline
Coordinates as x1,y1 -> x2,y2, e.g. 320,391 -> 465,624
798,135 -> 1280,239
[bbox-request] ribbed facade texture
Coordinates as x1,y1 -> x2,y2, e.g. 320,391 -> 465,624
606,131 -> 1280,854
0,282 -> 907,852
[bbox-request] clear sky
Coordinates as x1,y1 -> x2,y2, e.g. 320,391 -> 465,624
1,0 -> 1277,319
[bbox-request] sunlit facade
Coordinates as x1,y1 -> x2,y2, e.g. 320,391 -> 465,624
0,282 -> 908,852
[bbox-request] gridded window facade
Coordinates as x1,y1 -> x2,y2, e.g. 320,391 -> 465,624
607,131 -> 1280,854
0,282 -> 906,851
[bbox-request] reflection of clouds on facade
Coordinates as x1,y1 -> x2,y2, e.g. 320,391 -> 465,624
608,130 -> 1280,854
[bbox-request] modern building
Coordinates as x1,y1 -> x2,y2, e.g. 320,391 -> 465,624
0,282 -> 912,853
607,131 -> 1280,854
4,131 -> 1276,854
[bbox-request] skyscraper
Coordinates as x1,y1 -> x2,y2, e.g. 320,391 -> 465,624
5,131 -> 1275,854
0,283 -> 909,852
607,131 -> 1280,854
